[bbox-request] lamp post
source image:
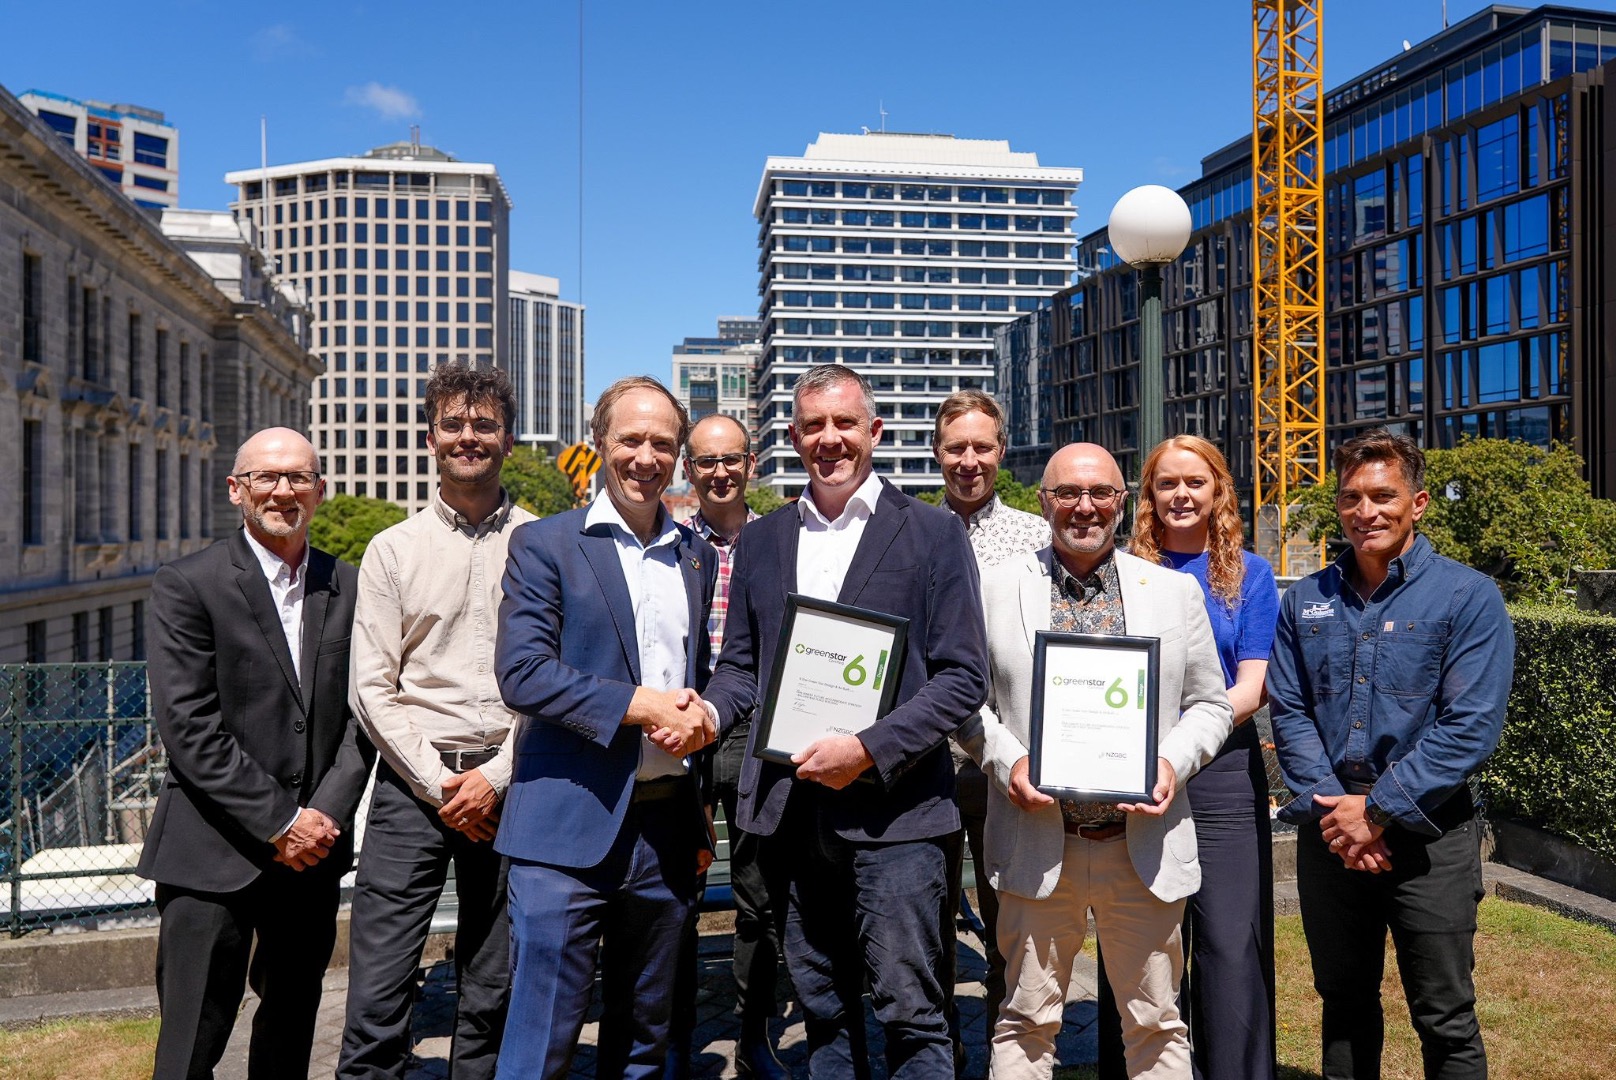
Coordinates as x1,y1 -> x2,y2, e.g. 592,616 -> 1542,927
1107,185 -> 1192,484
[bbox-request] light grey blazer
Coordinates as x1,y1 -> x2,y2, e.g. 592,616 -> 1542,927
959,547 -> 1233,904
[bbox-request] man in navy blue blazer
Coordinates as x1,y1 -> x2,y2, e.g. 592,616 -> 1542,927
702,365 -> 989,1080
494,376 -> 718,1079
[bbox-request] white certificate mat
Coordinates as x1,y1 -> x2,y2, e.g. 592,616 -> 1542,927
754,594 -> 909,765
1028,631 -> 1160,801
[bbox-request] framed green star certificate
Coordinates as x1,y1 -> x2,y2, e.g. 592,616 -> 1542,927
753,593 -> 909,767
1029,631 -> 1160,802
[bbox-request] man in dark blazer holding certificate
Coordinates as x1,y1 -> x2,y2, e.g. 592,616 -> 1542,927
701,364 -> 989,1080
494,376 -> 718,1079
138,427 -> 374,1080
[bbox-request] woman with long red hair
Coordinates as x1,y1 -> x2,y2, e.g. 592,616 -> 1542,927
1097,434 -> 1279,1080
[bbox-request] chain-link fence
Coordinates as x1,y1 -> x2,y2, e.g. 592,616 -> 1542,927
0,663 -> 163,937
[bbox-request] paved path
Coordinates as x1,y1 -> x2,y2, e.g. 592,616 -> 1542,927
216,914 -> 1103,1079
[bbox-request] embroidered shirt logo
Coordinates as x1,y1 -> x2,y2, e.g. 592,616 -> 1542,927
1300,601 -> 1336,621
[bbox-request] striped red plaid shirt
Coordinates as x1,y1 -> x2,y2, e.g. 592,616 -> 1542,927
683,509 -> 759,670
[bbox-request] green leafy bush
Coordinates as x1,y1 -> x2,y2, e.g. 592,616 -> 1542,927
1481,603 -> 1616,862
500,446 -> 578,518
308,494 -> 408,564
745,485 -> 786,515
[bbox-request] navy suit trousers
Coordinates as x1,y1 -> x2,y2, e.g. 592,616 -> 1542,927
497,784 -> 700,1080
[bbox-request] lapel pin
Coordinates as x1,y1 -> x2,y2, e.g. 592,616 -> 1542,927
691,558 -> 701,570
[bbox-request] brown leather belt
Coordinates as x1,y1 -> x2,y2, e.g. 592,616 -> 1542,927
1064,820 -> 1126,841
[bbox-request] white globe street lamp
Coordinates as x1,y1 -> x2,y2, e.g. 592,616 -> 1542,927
1107,185 -> 1192,481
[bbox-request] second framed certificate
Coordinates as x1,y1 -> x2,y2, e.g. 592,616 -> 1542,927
753,594 -> 909,767
1029,631 -> 1160,802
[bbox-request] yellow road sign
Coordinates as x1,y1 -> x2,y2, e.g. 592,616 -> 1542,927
557,442 -> 602,498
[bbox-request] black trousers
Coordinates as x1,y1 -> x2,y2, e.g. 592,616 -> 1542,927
668,720 -> 790,1057
1096,724 -> 1276,1080
337,764 -> 510,1080
945,758 -> 1004,1043
152,864 -> 341,1080
1297,807 -> 1487,1080
717,720 -> 790,1023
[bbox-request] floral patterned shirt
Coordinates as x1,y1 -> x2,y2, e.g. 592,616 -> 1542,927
944,495 -> 1051,569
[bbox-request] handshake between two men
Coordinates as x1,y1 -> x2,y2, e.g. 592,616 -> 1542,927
626,687 -> 880,789
627,686 -> 717,758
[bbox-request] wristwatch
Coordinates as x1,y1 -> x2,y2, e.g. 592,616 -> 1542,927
1365,797 -> 1393,829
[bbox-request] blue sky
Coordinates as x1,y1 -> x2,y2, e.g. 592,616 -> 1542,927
7,1 -> 1613,400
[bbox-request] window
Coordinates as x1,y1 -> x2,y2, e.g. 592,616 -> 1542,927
128,444 -> 142,540
22,253 -> 42,362
23,419 -> 43,544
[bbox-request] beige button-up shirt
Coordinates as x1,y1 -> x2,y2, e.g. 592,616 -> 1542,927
349,490 -> 536,805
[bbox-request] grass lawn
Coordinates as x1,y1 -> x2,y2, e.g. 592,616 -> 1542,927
0,1015 -> 158,1080
1053,897 -> 1615,1080
0,897 -> 1609,1078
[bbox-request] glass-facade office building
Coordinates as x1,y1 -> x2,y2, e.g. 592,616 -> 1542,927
753,132 -> 1081,496
1005,4 -> 1616,497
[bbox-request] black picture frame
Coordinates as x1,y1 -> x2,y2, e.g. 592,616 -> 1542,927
1028,630 -> 1160,803
753,593 -> 910,767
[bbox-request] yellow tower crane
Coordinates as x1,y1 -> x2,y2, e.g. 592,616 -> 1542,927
1252,0 -> 1326,575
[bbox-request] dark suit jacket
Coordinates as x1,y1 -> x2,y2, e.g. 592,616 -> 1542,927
702,478 -> 988,843
137,530 -> 374,894
494,506 -> 717,869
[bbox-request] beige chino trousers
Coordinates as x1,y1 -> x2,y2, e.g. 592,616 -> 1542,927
990,832 -> 1191,1080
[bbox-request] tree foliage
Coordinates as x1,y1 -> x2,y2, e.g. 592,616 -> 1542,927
309,494 -> 408,564
745,485 -> 786,515
1284,438 -> 1616,602
500,446 -> 579,518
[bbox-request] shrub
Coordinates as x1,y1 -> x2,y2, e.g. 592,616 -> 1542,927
1481,603 -> 1616,862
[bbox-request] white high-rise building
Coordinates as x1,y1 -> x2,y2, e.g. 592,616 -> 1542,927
18,90 -> 179,210
225,141 -> 512,515
753,132 -> 1081,495
508,270 -> 585,457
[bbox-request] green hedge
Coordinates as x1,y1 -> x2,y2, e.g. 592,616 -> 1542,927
1480,603 -> 1616,862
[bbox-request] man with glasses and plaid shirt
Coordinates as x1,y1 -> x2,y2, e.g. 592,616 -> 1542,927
664,414 -> 787,1080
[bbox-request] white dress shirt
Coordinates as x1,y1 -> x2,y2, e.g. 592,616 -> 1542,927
242,526 -> 309,679
795,469 -> 884,602
241,526 -> 309,840
585,493 -> 692,780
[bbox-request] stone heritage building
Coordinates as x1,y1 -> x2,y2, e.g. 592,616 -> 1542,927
0,83 -> 318,664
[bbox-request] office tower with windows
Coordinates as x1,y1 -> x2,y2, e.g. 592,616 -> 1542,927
17,90 -> 178,210
508,270 -> 586,457
1015,4 -> 1616,499
752,132 -> 1081,496
226,141 -> 512,514
672,317 -> 762,432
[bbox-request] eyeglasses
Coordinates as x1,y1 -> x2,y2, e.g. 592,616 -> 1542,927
235,470 -> 321,492
1040,484 -> 1124,509
689,453 -> 747,473
435,417 -> 504,437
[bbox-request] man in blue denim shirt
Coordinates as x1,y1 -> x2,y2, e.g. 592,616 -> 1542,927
1269,430 -> 1513,1080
